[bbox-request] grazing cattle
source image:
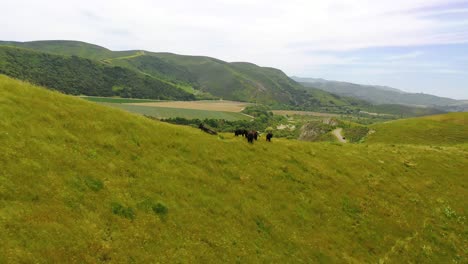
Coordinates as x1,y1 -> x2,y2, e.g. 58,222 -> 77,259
199,123 -> 217,135
266,132 -> 273,142
246,131 -> 256,143
253,131 -> 258,140
234,129 -> 247,137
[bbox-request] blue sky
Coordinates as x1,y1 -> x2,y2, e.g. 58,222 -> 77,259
1,0 -> 468,99
297,44 -> 468,99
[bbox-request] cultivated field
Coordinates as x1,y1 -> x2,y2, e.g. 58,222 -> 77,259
80,97 -> 252,121
100,103 -> 251,121
129,100 -> 251,112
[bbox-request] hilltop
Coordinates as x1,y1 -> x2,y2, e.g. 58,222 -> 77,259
0,75 -> 466,262
293,76 -> 466,111
0,40 -> 367,112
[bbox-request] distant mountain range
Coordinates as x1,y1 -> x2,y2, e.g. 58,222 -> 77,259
292,77 -> 467,112
0,40 -> 370,113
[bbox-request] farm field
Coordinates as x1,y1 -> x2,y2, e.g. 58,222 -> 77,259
99,102 -> 251,121
129,100 -> 251,112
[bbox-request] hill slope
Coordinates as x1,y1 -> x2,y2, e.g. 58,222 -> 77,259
0,46 -> 194,100
0,40 -> 366,111
293,77 -> 464,110
0,75 -> 466,262
366,112 -> 468,145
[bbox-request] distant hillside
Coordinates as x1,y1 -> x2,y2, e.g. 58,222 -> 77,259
0,40 -> 366,111
0,46 -> 194,100
1,75 -> 466,262
292,77 -> 464,110
366,112 -> 468,145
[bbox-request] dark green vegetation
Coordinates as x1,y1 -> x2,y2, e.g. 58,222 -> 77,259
366,112 -> 468,145
1,75 -> 467,262
160,105 -> 286,132
1,40 -> 370,112
0,46 -> 194,100
294,76 -> 467,111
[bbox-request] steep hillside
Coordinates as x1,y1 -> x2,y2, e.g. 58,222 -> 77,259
0,40 -> 365,111
0,75 -> 466,262
366,112 -> 468,145
293,77 -> 462,108
0,46 -> 194,100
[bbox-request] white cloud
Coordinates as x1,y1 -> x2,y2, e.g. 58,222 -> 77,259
385,51 -> 424,61
1,0 -> 467,98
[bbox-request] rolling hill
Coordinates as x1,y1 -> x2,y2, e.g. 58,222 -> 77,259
293,77 -> 466,111
365,112 -> 468,145
0,40 -> 367,111
0,46 -> 195,100
1,75 -> 466,262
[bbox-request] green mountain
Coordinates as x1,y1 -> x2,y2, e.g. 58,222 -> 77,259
293,77 -> 466,111
1,75 -> 466,262
0,46 -> 195,100
0,40 -> 366,111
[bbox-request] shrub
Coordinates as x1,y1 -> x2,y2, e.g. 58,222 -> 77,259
152,202 -> 168,216
84,176 -> 104,192
111,202 -> 135,220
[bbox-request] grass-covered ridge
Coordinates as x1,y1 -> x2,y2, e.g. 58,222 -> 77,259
366,112 -> 468,145
0,40 -> 369,112
0,75 -> 466,263
0,46 -> 195,100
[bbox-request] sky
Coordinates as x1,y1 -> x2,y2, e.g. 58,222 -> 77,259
2,0 -> 468,99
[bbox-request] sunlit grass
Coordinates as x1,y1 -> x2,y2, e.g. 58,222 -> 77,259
0,75 -> 466,263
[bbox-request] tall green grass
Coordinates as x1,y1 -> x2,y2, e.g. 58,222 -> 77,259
366,113 -> 468,145
0,75 -> 466,263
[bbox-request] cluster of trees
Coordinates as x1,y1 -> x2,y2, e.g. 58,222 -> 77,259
159,105 -> 288,134
0,46 -> 195,100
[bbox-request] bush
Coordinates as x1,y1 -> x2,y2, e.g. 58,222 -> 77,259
152,202 -> 168,216
111,202 -> 135,220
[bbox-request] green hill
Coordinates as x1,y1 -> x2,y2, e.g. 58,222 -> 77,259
0,46 -> 194,100
0,40 -> 367,111
366,112 -> 468,145
1,75 -> 466,262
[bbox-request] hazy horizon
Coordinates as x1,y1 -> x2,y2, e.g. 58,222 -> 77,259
2,0 -> 467,99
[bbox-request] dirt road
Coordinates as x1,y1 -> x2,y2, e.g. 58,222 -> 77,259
332,128 -> 347,143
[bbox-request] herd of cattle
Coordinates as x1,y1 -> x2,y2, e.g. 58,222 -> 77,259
198,123 -> 273,143
234,129 -> 273,143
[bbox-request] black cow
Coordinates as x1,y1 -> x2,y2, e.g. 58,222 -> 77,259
253,131 -> 258,140
234,129 -> 247,137
246,131 -> 256,143
266,132 -> 273,142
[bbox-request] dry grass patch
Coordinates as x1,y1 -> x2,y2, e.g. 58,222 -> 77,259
129,100 -> 251,112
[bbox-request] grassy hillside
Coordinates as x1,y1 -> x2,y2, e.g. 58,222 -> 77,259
0,40 -> 128,60
366,113 -> 468,145
0,40 -> 368,112
1,75 -> 466,262
0,46 -> 194,100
